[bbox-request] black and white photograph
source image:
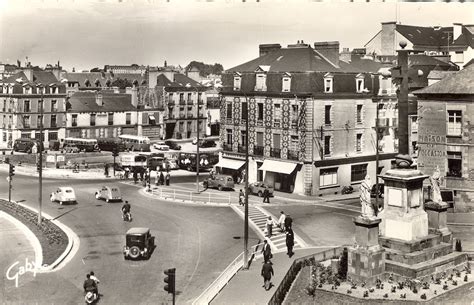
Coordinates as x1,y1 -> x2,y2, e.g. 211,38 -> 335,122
0,0 -> 473,304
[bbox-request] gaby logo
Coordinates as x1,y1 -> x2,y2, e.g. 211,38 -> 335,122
6,258 -> 37,288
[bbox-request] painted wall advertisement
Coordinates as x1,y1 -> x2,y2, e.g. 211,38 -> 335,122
417,102 -> 446,182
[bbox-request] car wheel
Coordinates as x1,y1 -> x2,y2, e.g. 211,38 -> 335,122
258,191 -> 263,197
95,193 -> 100,200
218,185 -> 223,191
129,246 -> 140,259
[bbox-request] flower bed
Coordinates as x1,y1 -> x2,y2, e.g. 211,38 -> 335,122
0,199 -> 68,266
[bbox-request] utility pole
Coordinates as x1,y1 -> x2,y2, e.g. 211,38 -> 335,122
243,95 -> 249,269
396,42 -> 409,155
196,87 -> 200,193
38,87 -> 44,225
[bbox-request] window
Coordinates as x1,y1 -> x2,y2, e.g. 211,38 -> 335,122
447,151 -> 462,177
290,135 -> 299,151
23,86 -> 32,94
324,76 -> 333,93
49,132 -> 58,141
356,78 -> 364,93
274,104 -> 281,127
273,133 -> 281,149
179,121 -> 184,132
324,105 -> 331,125
90,113 -> 96,126
282,76 -> 291,92
241,101 -> 248,120
351,164 -> 368,182
198,93 -> 202,103
226,129 -> 233,145
179,93 -> 184,102
256,132 -> 263,146
23,115 -> 30,128
241,130 -> 247,145
356,104 -> 363,123
320,168 -> 338,187
2,100 -> 5,112
37,115 -> 42,127
233,75 -> 241,91
51,86 -> 57,94
72,114 -> 78,127
324,135 -> 331,155
226,102 -> 233,119
126,113 -> 131,125
257,103 -> 264,120
50,114 -> 57,127
447,110 -> 462,136
37,100 -> 43,112
187,93 -> 192,102
24,100 -> 30,113
255,73 -> 267,91
108,113 -> 114,125
356,133 -> 362,152
51,100 -> 57,112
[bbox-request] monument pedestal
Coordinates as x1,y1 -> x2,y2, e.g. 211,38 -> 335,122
348,217 -> 385,286
425,201 -> 452,243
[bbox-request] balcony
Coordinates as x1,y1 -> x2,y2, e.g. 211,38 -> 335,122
179,113 -> 186,119
270,148 -> 281,158
253,145 -> 264,156
179,100 -> 186,105
288,150 -> 299,161
238,145 -> 247,153
187,113 -> 194,119
223,143 -> 233,151
167,100 -> 175,106
187,99 -> 194,105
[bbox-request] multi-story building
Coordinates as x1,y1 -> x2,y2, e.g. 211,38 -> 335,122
219,41 -> 397,195
0,66 -> 67,148
104,64 -> 147,75
414,65 -> 474,211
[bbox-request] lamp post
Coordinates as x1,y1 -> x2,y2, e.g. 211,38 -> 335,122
195,87 -> 200,193
37,84 -> 44,225
243,94 -> 250,269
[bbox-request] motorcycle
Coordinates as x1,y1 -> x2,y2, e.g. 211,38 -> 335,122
122,211 -> 132,222
84,291 -> 98,304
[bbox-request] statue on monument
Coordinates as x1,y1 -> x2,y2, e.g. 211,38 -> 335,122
429,166 -> 443,204
359,175 -> 375,218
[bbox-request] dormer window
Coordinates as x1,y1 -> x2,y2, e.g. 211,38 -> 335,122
324,73 -> 333,93
23,86 -> 32,94
282,72 -> 291,92
8,85 -> 14,94
254,66 -> 269,92
356,74 -> 365,93
233,72 -> 241,91
50,86 -> 57,94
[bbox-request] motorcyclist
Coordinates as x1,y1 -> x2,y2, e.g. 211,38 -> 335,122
121,201 -> 131,221
83,274 -> 97,299
89,271 -> 100,297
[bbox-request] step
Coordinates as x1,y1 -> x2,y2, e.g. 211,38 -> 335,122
385,251 -> 468,280
379,234 -> 443,253
385,243 -> 453,265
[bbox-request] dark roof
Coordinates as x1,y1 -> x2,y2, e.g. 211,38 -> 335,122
413,64 -> 474,95
396,24 -> 452,47
62,72 -> 146,87
339,58 -> 390,73
227,47 -> 340,73
452,25 -> 474,48
155,73 -> 202,88
1,71 -> 60,85
427,70 -> 456,81
67,91 -> 135,112
408,54 -> 452,67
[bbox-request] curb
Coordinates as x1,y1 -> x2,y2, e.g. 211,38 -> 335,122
1,198 -> 80,273
447,222 -> 474,227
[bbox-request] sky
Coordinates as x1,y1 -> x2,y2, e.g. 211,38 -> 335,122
0,0 -> 473,72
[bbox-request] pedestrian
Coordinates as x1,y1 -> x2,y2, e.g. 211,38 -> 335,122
286,228 -> 295,257
265,216 -> 273,237
154,169 -> 159,186
263,188 -> 270,203
159,171 -> 165,185
133,170 -> 138,184
165,172 -> 170,186
104,163 -> 109,177
261,239 -> 272,263
89,271 -> 100,296
124,167 -> 130,179
278,211 -> 286,232
261,260 -> 274,291
239,189 -> 244,206
284,214 -> 293,232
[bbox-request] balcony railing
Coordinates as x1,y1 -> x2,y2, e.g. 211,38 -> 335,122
179,100 -> 186,105
253,145 -> 264,156
288,150 -> 299,160
179,113 -> 186,118
168,100 -> 175,106
273,120 -> 281,128
188,114 -> 194,118
291,120 -> 298,129
270,148 -> 281,158
187,99 -> 194,105
223,143 -> 233,151
238,145 -> 247,153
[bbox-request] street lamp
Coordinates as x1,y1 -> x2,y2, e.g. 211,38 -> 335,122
195,87 -> 200,193
37,83 -> 44,225
243,94 -> 250,270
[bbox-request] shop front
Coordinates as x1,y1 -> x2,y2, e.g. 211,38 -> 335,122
259,159 -> 299,193
214,157 -> 246,183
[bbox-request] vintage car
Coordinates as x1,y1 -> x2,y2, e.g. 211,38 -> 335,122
50,187 -> 77,205
198,139 -> 217,148
152,141 -> 170,151
203,174 -> 235,191
95,186 -> 122,203
249,181 -> 274,197
123,227 -> 155,260
164,140 -> 181,151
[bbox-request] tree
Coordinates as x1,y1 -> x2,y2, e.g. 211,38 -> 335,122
111,78 -> 133,89
186,61 -> 224,77
90,67 -> 101,72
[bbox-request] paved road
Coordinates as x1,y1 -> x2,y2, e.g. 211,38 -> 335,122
0,173 -> 258,304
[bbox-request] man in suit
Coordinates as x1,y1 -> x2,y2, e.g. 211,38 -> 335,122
261,239 -> 272,263
286,228 -> 295,257
284,214 -> 293,232
261,260 -> 274,291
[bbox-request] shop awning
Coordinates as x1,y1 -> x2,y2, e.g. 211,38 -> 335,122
259,160 -> 297,175
215,158 -> 245,170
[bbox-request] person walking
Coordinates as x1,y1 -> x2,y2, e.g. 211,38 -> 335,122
165,172 -> 170,186
284,214 -> 293,232
286,228 -> 295,257
159,171 -> 165,186
89,271 -> 100,296
104,163 -> 109,177
263,188 -> 270,203
154,170 -> 159,186
261,239 -> 272,263
239,189 -> 245,206
265,216 -> 273,237
261,260 -> 274,291
278,211 -> 286,232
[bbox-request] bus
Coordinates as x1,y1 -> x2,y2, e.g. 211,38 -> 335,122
118,134 -> 151,152
177,152 -> 219,172
97,137 -> 126,152
63,138 -> 100,152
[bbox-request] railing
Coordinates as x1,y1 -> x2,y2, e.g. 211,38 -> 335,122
253,146 -> 264,156
268,246 -> 347,305
270,148 -> 281,158
192,240 -> 262,305
188,114 -> 194,118
287,150 -> 299,161
291,120 -> 298,129
179,100 -> 186,105
187,99 -> 194,105
223,143 -> 233,151
151,187 -> 231,205
168,100 -> 175,106
238,145 -> 247,153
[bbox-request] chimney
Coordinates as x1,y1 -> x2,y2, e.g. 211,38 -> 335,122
96,93 -> 103,106
259,44 -> 281,57
23,66 -> 34,81
314,41 -> 340,67
381,21 -> 397,56
131,87 -> 138,108
453,23 -> 463,40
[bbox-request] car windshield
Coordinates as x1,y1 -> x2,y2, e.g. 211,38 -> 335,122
65,190 -> 73,193
128,235 -> 144,243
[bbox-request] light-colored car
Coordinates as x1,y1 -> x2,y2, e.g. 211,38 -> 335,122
50,187 -> 77,205
153,141 -> 170,151
249,181 -> 274,197
95,186 -> 122,203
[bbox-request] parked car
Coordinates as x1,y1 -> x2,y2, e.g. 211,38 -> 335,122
164,140 -> 181,150
198,139 -> 216,148
203,174 -> 235,191
63,144 -> 80,153
123,227 -> 155,260
249,181 -> 274,197
13,138 -> 43,153
153,141 -> 170,151
50,187 -> 77,205
95,186 -> 122,203
370,183 -> 385,198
